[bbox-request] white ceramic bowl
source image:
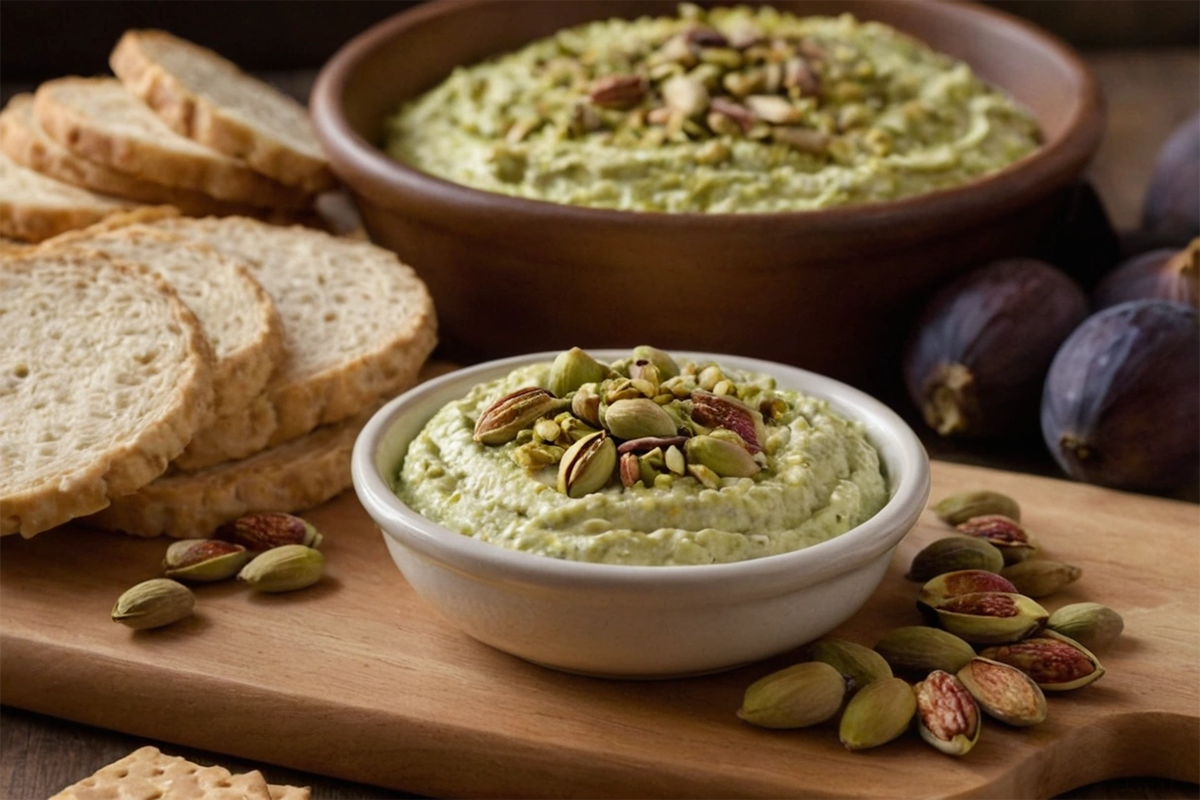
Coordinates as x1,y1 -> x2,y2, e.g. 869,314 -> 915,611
352,351 -> 930,678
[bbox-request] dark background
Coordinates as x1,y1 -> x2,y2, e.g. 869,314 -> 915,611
2,0 -> 1198,82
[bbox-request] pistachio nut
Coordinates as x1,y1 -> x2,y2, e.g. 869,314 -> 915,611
687,462 -> 722,490
916,569 -> 1018,619
690,390 -> 764,452
474,387 -> 567,445
632,345 -> 681,379
237,544 -> 324,593
979,630 -> 1105,691
838,676 -> 917,751
737,661 -> 849,729
215,511 -> 323,552
934,591 -> 1049,645
914,670 -> 981,756
548,347 -> 609,397
684,434 -> 760,478
956,656 -> 1047,727
557,430 -> 617,498
808,638 -> 893,692
906,536 -> 1004,582
955,515 -> 1038,564
163,538 -> 250,582
619,451 -> 642,488
874,626 -> 976,675
604,398 -> 678,440
112,578 -> 195,630
511,442 -> 565,470
571,383 -> 603,427
1046,602 -> 1124,652
999,559 -> 1082,598
933,490 -> 1021,525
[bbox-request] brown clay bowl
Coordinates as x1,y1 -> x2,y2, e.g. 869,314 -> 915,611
311,0 -> 1103,388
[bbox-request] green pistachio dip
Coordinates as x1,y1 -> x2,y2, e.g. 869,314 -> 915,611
396,347 -> 889,566
385,4 -> 1040,213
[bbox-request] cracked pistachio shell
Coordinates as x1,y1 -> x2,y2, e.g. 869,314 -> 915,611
957,656 -> 1048,726
808,638 -> 893,692
933,490 -> 1021,524
557,430 -> 617,498
934,591 -> 1049,645
874,626 -> 977,676
915,670 -> 981,756
955,514 -> 1038,564
907,536 -> 1005,581
839,677 -> 917,750
917,569 -> 1019,618
979,630 -> 1105,691
474,388 -> 566,445
237,544 -> 324,593
737,661 -> 849,729
631,345 -> 681,379
548,347 -> 609,397
1046,602 -> 1124,651
112,578 -> 195,630
163,539 -> 250,582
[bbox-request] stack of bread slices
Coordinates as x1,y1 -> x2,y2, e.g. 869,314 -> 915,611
0,29 -> 335,242
1,31 -> 441,539
1,209 -> 438,539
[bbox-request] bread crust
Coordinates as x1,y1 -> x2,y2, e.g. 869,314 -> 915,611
34,78 -> 313,211
0,149 -> 134,242
0,251 -> 215,536
111,30 -> 336,194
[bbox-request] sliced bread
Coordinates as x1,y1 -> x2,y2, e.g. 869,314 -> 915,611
148,215 -> 438,447
0,148 -> 135,242
111,30 -> 336,194
34,78 -> 312,211
0,93 -> 269,218
0,249 -> 215,537
85,409 -> 372,538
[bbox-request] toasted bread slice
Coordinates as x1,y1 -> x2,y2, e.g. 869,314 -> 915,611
34,77 -> 312,211
0,93 -> 270,218
86,409 -> 371,538
111,30 -> 336,194
0,148 -> 136,242
148,215 -> 438,447
0,249 -> 215,537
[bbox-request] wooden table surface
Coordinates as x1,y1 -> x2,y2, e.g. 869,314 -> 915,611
3,48 -> 1198,800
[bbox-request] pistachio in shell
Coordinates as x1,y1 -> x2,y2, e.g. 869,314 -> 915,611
933,490 -> 1021,525
873,626 -> 976,676
548,347 -> 609,396
737,661 -> 850,729
914,670 -> 981,756
954,514 -> 1037,564
906,536 -> 1004,582
604,398 -> 678,440
917,569 -> 1019,619
839,677 -> 917,751
1046,602 -> 1124,651
807,638 -> 893,692
956,656 -> 1048,727
934,591 -> 1048,645
111,579 -> 195,630
999,559 -> 1082,598
979,630 -> 1105,691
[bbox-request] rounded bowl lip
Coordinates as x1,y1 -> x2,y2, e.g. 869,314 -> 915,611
351,350 -> 931,595
312,0 -> 1104,229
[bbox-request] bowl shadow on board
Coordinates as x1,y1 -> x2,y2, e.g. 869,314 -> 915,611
312,0 -> 1104,391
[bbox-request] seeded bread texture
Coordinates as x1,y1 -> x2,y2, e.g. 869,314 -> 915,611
111,29 -> 336,194
86,410 -> 371,538
0,250 -> 215,536
34,77 -> 312,211
0,92 -> 269,217
0,148 -> 135,242
149,215 -> 438,447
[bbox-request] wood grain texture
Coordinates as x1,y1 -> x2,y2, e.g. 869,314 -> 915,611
1,460 -> 1197,799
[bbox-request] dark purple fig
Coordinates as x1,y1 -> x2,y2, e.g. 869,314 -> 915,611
1094,239 -> 1199,310
904,260 -> 1089,437
1041,300 -> 1199,491
1143,113 -> 1200,240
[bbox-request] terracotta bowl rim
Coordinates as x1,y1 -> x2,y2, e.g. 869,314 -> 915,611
311,0 -> 1104,230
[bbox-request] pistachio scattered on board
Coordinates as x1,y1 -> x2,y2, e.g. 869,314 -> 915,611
737,487 -> 1120,754
238,544 -> 325,593
111,579 -> 195,630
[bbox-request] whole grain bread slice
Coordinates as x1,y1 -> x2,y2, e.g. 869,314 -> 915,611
0,148 -> 135,242
148,215 -> 438,448
112,29 -> 336,194
34,77 -> 312,211
0,250 -> 214,537
0,93 -> 269,217
86,408 -> 372,538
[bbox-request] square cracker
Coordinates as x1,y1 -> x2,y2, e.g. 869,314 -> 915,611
51,745 -> 275,800
267,785 -> 312,800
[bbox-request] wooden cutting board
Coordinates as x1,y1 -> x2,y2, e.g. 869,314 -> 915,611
2,460 -> 1197,799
